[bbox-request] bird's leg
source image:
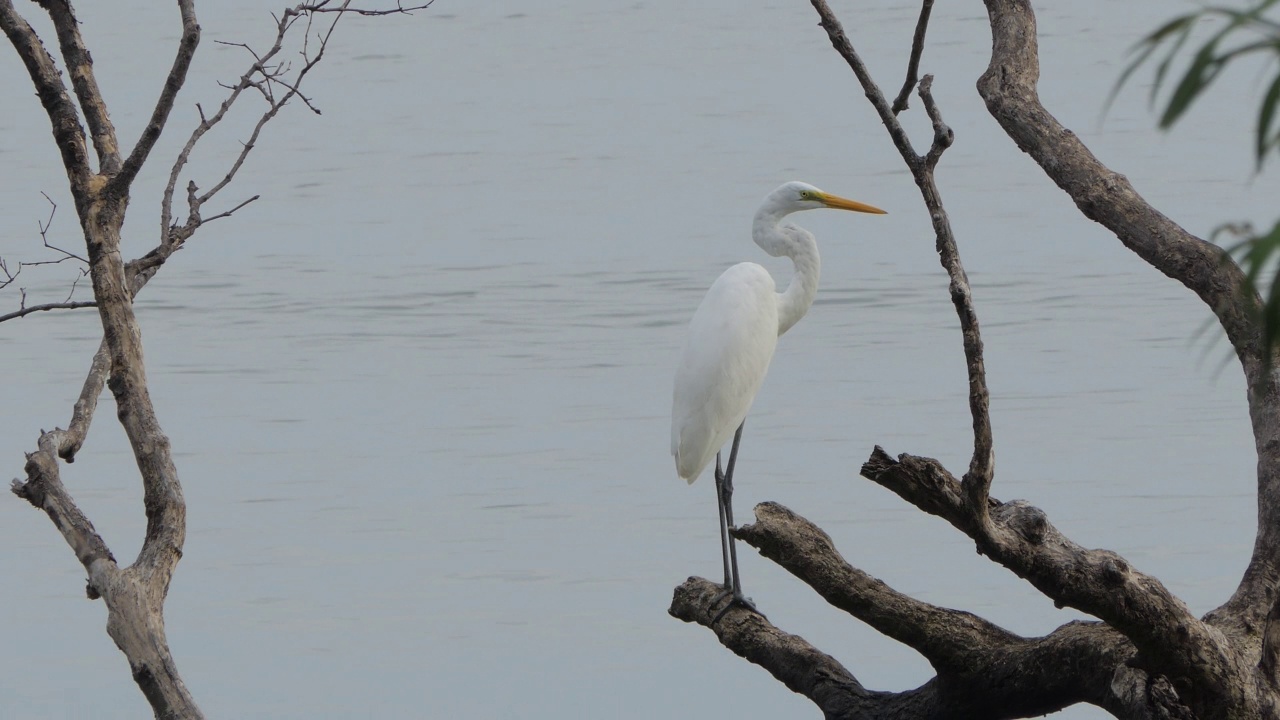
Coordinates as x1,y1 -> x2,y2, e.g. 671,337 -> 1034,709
714,451 -> 733,589
721,422 -> 745,597
708,452 -> 737,621
709,422 -> 764,623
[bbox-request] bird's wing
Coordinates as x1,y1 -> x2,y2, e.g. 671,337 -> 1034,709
672,262 -> 779,483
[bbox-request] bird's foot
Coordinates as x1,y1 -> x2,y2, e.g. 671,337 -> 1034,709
708,586 -> 765,624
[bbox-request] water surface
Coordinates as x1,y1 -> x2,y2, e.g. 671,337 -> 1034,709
0,1 -> 1274,717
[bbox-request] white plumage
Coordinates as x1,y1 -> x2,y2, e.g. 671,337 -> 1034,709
671,261 -> 778,483
670,180 -> 885,604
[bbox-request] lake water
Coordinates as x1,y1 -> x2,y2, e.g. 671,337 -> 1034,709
0,1 -> 1275,718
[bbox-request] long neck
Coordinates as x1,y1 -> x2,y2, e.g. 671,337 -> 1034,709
753,206 -> 821,337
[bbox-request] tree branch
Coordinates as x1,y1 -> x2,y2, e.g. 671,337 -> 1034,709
0,1 -> 93,200
159,1 -> 429,255
890,0 -> 935,115
0,192 -> 90,312
735,503 -> 1018,672
59,339 -> 111,463
861,447 -> 1253,715
0,299 -> 96,323
34,0 -> 121,174
804,5 -> 1231,697
741,501 -> 1213,718
810,0 -> 993,519
670,576 -> 944,718
12,431 -> 117,579
676,501 -> 1201,718
108,0 -> 199,196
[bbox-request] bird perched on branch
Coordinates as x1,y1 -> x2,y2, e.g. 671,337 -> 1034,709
671,180 -> 886,612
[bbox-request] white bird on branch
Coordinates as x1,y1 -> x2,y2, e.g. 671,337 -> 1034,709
671,180 -> 886,613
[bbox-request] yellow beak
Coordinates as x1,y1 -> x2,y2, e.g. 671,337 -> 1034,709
817,192 -> 887,215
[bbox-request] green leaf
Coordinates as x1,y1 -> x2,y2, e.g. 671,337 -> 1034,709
1258,67 -> 1280,169
1227,220 -> 1280,364
1107,14 -> 1194,115
1149,25 -> 1194,108
1159,38 -> 1224,128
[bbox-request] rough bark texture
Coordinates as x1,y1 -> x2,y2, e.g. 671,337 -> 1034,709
669,1 -> 1280,718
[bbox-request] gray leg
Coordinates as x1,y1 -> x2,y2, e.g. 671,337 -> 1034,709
710,421 -> 764,623
714,451 -> 732,589
721,422 -> 745,596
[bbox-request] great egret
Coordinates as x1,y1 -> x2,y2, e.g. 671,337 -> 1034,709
671,181 -> 886,612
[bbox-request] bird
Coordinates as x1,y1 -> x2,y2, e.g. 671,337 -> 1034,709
671,180 -> 886,613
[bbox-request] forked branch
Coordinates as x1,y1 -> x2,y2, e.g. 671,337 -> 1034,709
156,0 -> 432,265
675,502 -> 1195,718
108,0 -> 199,194
0,194 -> 93,324
0,1 -> 92,197
860,447 -> 1241,711
34,0 -> 121,174
890,0 -> 934,115
809,0 -> 993,519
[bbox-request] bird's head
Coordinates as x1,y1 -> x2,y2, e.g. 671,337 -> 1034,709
770,181 -> 887,215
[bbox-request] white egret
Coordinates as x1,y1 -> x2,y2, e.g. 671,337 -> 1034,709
671,181 -> 886,612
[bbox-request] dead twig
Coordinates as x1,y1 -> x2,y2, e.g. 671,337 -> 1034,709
890,0 -> 935,115
0,299 -> 97,323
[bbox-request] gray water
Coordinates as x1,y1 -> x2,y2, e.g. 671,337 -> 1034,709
0,1 -> 1274,717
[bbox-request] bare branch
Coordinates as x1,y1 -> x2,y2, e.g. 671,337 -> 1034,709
740,502 -> 1208,717
678,502 -> 1199,718
735,503 -> 1017,670
12,431 -> 117,576
0,300 -> 96,324
809,0 -> 994,517
918,77 -> 954,169
0,253 -> 83,291
890,0 -> 935,115
203,194 -> 261,224
0,1 -> 93,197
59,340 -> 110,463
33,0 -> 121,174
150,1 -> 430,270
304,0 -> 435,16
861,447 -> 1250,713
1,193 -> 91,317
809,0 -> 918,159
37,192 -> 87,264
670,576 -> 944,718
62,273 -> 83,303
108,0 -> 199,196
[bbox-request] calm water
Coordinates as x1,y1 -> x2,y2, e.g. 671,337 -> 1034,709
0,2 -> 1274,718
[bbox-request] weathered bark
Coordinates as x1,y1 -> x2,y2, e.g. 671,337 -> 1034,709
673,505 -> 1199,719
670,1 -> 1280,718
34,0 -> 122,175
